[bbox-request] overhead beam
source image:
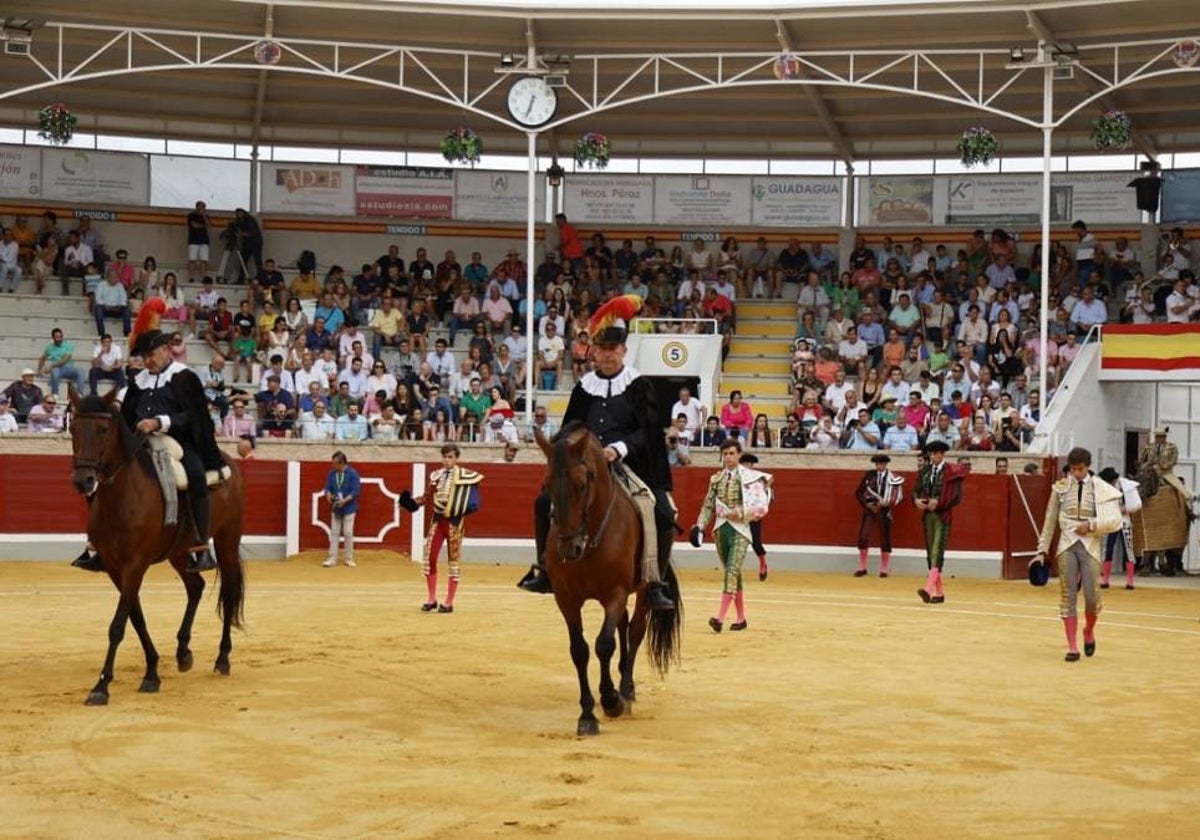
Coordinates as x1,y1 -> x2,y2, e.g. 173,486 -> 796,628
775,18 -> 855,167
1025,9 -> 1159,158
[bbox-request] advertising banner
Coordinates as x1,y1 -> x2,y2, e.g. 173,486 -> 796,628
355,166 -> 454,218
1050,172 -> 1140,224
863,176 -> 934,226
942,175 -> 1043,225
563,175 -> 654,224
261,164 -> 355,215
0,145 -> 41,199
1162,169 -> 1200,223
42,149 -> 149,205
653,175 -> 750,226
454,169 -> 544,222
750,176 -> 843,227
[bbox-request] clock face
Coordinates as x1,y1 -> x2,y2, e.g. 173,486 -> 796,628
506,77 -> 558,128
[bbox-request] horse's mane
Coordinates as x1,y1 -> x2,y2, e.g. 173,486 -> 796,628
551,421 -> 594,520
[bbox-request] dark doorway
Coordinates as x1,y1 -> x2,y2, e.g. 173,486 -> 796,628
647,375 -> 701,431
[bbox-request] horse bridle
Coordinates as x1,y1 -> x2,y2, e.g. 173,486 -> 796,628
71,411 -> 127,491
552,458 -> 618,554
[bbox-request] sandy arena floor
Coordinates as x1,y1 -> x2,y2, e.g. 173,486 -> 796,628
1,554 -> 1199,840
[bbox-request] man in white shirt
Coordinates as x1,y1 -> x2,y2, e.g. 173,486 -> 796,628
259,355 -> 297,395
941,363 -> 973,403
881,413 -> 919,451
822,370 -> 853,415
334,402 -> 370,441
797,272 -> 830,326
956,305 -> 989,364
503,324 -> 528,363
1165,278 -> 1196,323
62,230 -> 94,293
0,395 -> 18,433
293,351 -> 324,396
1069,286 -> 1108,333
0,228 -> 20,293
425,338 -> 456,380
711,270 -> 737,302
297,400 -> 337,440
837,325 -> 869,376
537,322 -> 566,387
670,386 -> 706,441
985,254 -> 1017,290
907,237 -> 932,277
879,366 -> 912,405
93,272 -> 130,337
89,333 -> 125,395
823,305 -> 855,346
538,305 -> 566,339
337,357 -> 370,400
481,285 -> 514,335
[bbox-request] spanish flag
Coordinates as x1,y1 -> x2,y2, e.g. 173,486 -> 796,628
1101,324 -> 1200,381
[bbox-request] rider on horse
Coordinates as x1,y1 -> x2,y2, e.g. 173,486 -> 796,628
75,298 -> 225,574
518,294 -> 676,612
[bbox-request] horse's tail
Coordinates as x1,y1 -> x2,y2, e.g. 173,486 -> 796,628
646,562 -> 682,675
216,548 -> 246,631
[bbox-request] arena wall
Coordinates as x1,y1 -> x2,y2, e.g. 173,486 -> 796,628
0,447 -> 1053,580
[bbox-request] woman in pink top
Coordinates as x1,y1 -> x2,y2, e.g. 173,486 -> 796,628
719,390 -> 754,438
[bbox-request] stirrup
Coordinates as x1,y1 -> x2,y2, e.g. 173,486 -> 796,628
71,550 -> 105,573
186,544 -> 217,574
517,563 -> 552,593
646,582 -> 675,611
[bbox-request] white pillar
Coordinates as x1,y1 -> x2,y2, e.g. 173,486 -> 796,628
410,462 -> 427,562
285,460 -> 300,557
524,130 -> 538,425
1038,59 -> 1054,410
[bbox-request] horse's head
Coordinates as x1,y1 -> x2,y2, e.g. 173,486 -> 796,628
537,423 -> 603,561
68,386 -> 124,497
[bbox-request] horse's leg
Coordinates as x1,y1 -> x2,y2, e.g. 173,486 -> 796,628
563,604 -> 598,736
597,601 -> 624,719
616,605 -> 634,707
171,556 -> 205,673
86,587 -> 132,706
213,529 -> 245,676
623,594 -> 650,705
127,595 -> 162,694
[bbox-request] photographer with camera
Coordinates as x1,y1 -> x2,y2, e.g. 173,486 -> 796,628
1159,226 -> 1193,274
666,415 -> 693,466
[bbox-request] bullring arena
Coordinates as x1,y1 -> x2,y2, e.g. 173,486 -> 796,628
3,557 -> 1200,840
3,1 -> 1200,838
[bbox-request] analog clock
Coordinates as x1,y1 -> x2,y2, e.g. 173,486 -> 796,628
506,76 -> 558,128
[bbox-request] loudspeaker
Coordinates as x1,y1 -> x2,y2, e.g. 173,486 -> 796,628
1128,176 -> 1162,213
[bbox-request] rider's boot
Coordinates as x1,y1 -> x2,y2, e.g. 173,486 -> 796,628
71,544 -> 105,572
518,562 -> 553,593
186,491 -> 217,574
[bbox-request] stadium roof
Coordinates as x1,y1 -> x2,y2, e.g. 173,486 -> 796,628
0,0 -> 1196,162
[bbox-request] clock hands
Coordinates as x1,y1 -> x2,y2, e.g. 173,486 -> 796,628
524,95 -> 536,119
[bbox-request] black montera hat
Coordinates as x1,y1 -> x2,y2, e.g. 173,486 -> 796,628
1028,559 -> 1051,587
871,454 -> 892,463
131,328 -> 171,357
739,453 -> 759,465
924,440 -> 950,453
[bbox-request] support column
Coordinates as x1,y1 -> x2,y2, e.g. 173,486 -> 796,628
1038,59 -> 1054,409
524,130 -> 538,425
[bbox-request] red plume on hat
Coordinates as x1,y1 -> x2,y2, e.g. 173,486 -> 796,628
588,294 -> 643,341
129,297 -> 167,354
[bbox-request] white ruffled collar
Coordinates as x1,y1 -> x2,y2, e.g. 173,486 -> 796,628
134,361 -> 187,390
579,365 -> 639,398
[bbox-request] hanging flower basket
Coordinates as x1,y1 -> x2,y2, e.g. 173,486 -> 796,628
574,132 -> 611,170
37,103 -> 78,145
955,125 -> 999,167
439,126 -> 482,166
1091,110 -> 1133,152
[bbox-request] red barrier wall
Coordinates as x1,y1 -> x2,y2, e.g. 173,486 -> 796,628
7,454 -> 1053,579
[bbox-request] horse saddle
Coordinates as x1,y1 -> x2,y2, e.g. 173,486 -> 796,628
610,464 -> 659,584
146,433 -> 232,490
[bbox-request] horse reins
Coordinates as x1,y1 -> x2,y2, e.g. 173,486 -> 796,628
71,411 -> 128,490
552,460 -> 618,553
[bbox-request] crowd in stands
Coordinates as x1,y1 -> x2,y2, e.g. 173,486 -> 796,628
664,223 -> 1196,455
1,206 -> 1194,450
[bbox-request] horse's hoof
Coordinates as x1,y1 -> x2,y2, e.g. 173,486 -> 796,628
213,660 -> 231,676
177,652 -> 194,673
602,696 -> 624,719
138,679 -> 160,694
576,719 -> 600,737
84,692 -> 108,706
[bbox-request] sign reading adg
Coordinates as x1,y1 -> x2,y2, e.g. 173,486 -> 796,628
261,164 -> 355,215
42,149 -> 149,205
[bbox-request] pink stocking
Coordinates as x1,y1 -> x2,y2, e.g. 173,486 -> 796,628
425,573 -> 438,605
734,591 -> 746,623
933,568 -> 944,597
1084,612 -> 1098,643
444,577 -> 459,608
1063,615 -> 1079,653
1101,560 -> 1112,586
880,552 -> 891,575
924,568 -> 938,593
1125,562 -> 1136,588
716,592 -> 734,622
857,549 -> 868,572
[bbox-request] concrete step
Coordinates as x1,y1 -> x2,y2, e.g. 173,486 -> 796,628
719,375 -> 793,397
735,300 -> 796,319
734,318 -> 795,337
729,336 -> 792,356
722,357 -> 791,375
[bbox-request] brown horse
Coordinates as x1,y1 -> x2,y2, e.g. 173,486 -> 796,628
67,388 -> 246,706
536,422 -> 682,736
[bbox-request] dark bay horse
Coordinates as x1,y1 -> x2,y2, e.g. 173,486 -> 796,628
536,423 -> 682,736
67,389 -> 246,706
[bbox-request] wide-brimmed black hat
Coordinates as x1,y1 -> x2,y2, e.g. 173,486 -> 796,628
1098,467 -> 1120,483
924,440 -> 950,453
131,328 -> 171,357
871,454 -> 891,464
1028,558 -> 1051,587
739,453 -> 759,465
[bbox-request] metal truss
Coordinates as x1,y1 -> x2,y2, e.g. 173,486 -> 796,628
5,22 -> 1198,138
